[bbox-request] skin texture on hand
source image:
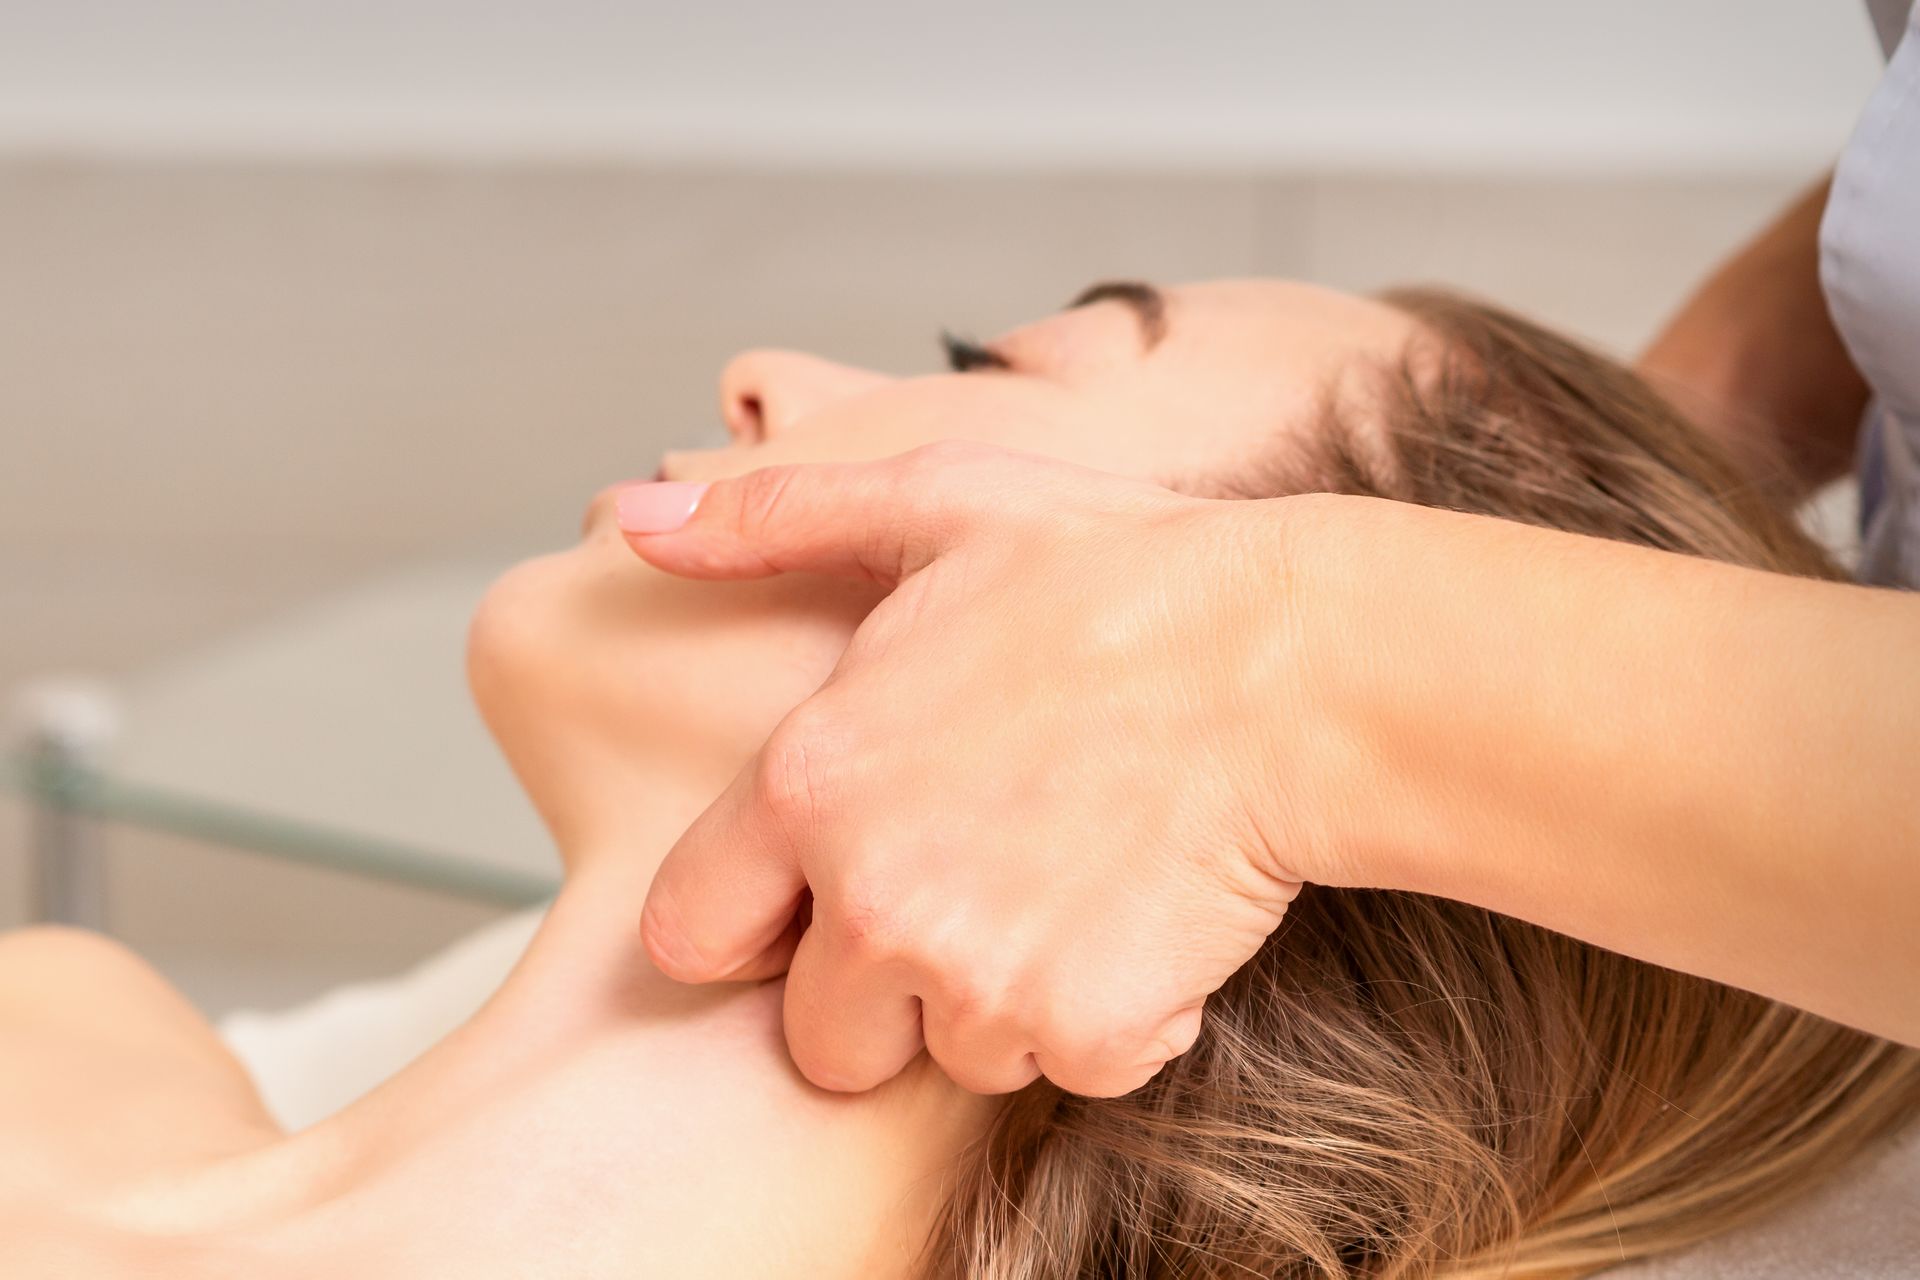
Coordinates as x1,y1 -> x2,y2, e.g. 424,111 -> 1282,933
624,441 -> 1920,1090
620,443 -> 1315,1098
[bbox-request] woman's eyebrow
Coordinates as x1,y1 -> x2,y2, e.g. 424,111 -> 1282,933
1064,280 -> 1168,347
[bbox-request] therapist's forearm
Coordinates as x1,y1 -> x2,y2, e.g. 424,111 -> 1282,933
1637,176 -> 1869,504
1291,495 -> 1920,1045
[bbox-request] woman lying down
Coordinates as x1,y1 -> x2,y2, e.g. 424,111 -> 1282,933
4,279 -> 1917,1278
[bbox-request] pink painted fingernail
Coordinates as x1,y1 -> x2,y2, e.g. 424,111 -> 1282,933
615,481 -> 708,534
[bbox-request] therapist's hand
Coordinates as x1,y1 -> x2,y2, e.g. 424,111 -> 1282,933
619,442 -> 1332,1097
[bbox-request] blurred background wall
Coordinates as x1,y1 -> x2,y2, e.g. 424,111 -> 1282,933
0,0 -> 1880,169
0,1 -> 1888,1012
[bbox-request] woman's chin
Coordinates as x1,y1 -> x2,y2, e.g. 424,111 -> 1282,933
463,520 -> 880,891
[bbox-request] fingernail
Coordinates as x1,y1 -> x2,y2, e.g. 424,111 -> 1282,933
615,481 -> 708,534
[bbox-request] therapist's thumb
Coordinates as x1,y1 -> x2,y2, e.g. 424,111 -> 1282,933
616,441 -> 1048,586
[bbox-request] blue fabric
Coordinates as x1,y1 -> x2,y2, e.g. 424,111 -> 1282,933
1824,0 -> 1920,586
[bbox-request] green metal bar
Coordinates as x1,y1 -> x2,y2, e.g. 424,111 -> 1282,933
2,755 -> 557,908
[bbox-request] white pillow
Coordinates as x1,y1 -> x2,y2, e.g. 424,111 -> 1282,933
219,906 -> 546,1130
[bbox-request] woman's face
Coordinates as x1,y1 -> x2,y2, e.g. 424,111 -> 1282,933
469,279 -> 1415,853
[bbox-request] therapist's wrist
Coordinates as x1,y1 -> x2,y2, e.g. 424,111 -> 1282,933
1203,491 -> 1421,896
1237,492 -> 1514,900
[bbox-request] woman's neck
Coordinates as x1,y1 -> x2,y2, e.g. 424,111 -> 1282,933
93,771 -> 709,1247
100,761 -> 993,1278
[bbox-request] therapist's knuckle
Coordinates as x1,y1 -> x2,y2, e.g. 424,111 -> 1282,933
787,1030 -> 876,1094
1041,999 -> 1133,1072
749,746 -> 806,832
931,1055 -> 1001,1097
755,713 -> 835,834
1034,1021 -> 1163,1098
1033,1050 -> 1121,1099
893,440 -> 996,502
834,865 -> 912,963
1086,1060 -> 1166,1100
729,463 -> 806,544
936,963 -> 993,1022
901,438 -> 990,477
939,953 -> 1020,1026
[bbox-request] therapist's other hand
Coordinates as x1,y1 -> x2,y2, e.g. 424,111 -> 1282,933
619,443 -> 1323,1098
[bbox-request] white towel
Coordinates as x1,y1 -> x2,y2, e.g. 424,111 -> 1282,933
219,907 -> 546,1130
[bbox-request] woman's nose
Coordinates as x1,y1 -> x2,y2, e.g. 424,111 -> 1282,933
718,349 -> 893,443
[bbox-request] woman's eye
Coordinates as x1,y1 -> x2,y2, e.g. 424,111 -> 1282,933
940,330 -> 1011,373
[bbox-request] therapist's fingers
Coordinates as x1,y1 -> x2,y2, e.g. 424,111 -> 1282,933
616,441 -> 1173,586
782,916 -> 926,1092
616,441 -> 1000,585
640,759 -> 807,985
710,909 -> 805,984
1034,1003 -> 1208,1099
921,998 -> 1044,1096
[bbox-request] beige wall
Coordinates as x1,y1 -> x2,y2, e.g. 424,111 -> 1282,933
1,163 -> 1801,692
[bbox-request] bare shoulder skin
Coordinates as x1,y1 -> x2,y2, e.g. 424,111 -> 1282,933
0,840 -> 991,1277
0,926 -> 279,1275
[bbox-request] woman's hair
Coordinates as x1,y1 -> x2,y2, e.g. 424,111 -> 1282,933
921,288 -> 1920,1278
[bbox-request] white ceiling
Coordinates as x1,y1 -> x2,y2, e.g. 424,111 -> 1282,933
0,0 -> 1889,171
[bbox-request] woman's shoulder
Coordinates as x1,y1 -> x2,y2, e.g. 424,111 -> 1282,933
0,924 -> 252,1076
0,926 -> 279,1196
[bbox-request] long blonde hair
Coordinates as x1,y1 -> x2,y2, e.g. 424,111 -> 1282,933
921,289 -> 1920,1278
